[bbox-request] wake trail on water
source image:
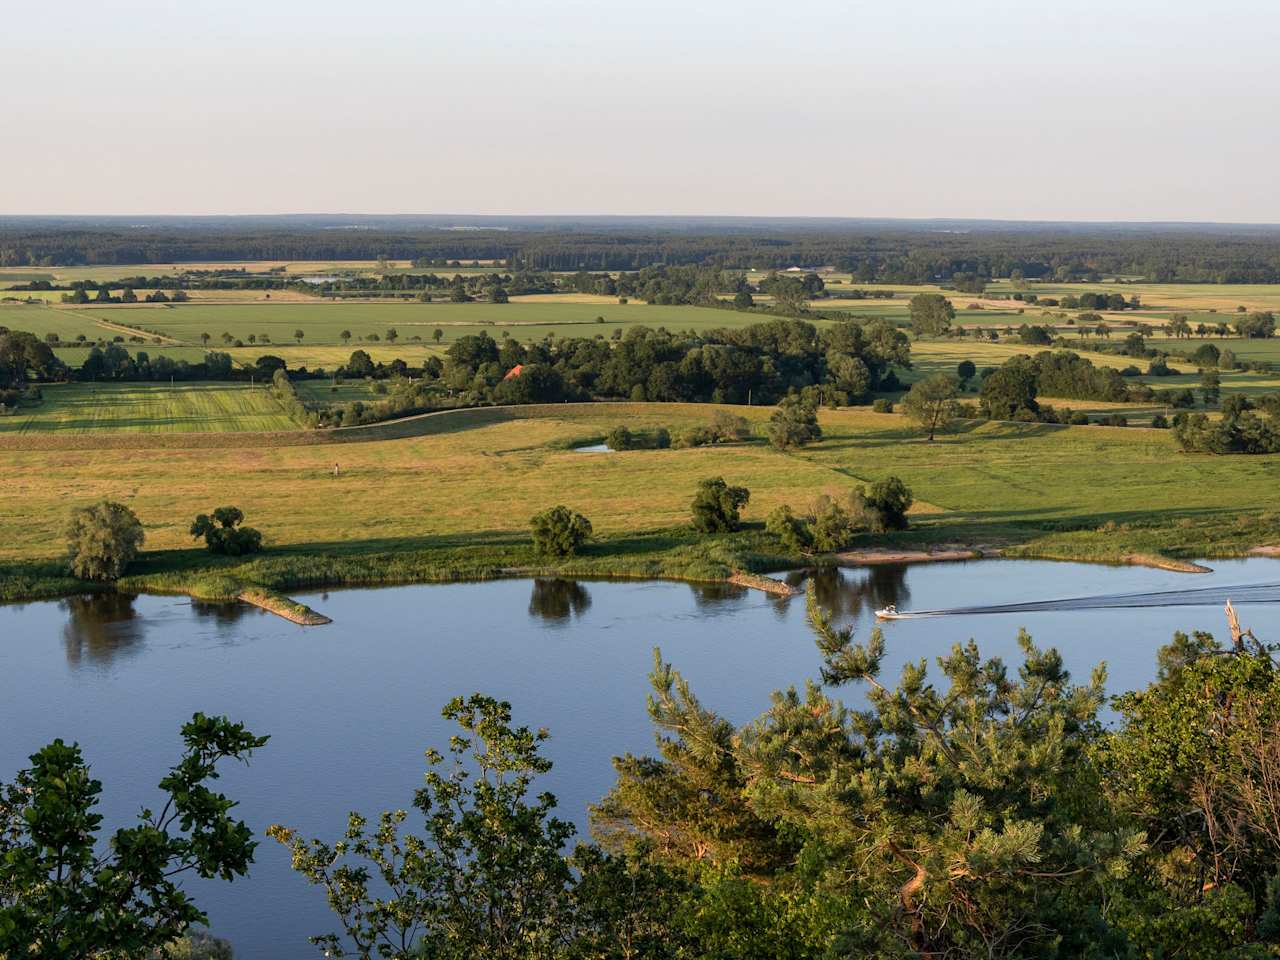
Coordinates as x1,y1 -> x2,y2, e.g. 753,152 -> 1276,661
892,581 -> 1280,619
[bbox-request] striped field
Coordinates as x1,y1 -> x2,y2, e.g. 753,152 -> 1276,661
0,383 -> 300,434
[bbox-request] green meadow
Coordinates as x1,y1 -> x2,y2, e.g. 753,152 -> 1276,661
2,405 -> 1278,601
0,382 -> 299,434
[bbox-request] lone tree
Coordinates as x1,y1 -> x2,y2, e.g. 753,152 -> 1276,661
339,329 -> 352,345
690,477 -> 750,533
66,500 -> 144,581
901,373 -> 961,440
908,293 -> 955,337
0,714 -> 267,958
766,395 -> 822,450
956,359 -> 976,388
190,506 -> 263,556
1200,369 -> 1222,407
530,505 -> 593,558
294,329 -> 305,344
433,328 -> 444,344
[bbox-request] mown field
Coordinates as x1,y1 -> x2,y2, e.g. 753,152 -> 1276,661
50,301 -> 751,345
2,405 -> 1278,582
0,383 -> 298,434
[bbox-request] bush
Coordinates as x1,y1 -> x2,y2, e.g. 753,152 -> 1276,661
809,496 -> 855,552
850,477 -> 913,533
709,410 -> 752,443
672,425 -> 714,449
529,506 -> 593,558
690,477 -> 750,533
1069,411 -> 1091,425
653,427 -> 671,449
765,505 -> 813,554
872,398 -> 894,413
190,506 -> 264,556
66,500 -> 145,581
604,425 -> 635,451
1151,413 -> 1169,429
766,396 -> 821,450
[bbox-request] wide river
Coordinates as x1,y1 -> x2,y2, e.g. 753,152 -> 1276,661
3,558 -> 1279,958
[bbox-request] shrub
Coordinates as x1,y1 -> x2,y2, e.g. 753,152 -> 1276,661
690,477 -> 750,533
1151,413 -> 1169,429
709,410 -> 752,443
66,500 -> 145,581
672,426 -> 712,448
604,425 -> 634,451
529,506 -> 593,558
1069,411 -> 1091,425
653,427 -> 672,449
190,506 -> 264,556
765,505 -> 813,554
766,396 -> 822,450
872,398 -> 894,413
809,496 -> 855,552
850,477 -> 913,533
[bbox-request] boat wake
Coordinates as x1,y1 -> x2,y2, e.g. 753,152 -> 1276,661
880,581 -> 1280,619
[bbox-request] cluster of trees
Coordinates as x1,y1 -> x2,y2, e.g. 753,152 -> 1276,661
0,327 -> 64,406
65,500 -> 266,580
1175,394 -> 1280,454
438,319 -> 909,409
16,601 -> 1280,958
766,477 -> 913,553
977,351 -> 1146,421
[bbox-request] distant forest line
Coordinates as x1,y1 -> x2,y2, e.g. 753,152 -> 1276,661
5,216 -> 1280,282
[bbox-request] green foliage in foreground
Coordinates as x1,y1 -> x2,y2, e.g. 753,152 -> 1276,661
262,596 -> 1280,958
0,715 -> 267,958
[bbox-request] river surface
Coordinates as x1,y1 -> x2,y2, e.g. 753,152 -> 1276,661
3,558 -> 1279,958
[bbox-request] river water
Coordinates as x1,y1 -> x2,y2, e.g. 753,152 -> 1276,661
2,558 -> 1278,958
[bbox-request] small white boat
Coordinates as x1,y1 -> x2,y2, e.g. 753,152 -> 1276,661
875,605 -> 905,620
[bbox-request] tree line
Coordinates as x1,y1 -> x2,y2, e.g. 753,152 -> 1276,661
8,219 -> 1280,282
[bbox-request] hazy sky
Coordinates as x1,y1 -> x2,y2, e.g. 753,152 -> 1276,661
3,0 -> 1278,221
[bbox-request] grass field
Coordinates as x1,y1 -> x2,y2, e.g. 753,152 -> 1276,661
0,383 -> 299,434
47,301 -> 748,347
3,404 -> 1280,605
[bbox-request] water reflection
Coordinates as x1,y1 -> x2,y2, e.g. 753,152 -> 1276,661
60,593 -> 143,667
687,582 -> 749,608
528,579 -> 593,624
191,599 -> 256,626
789,564 -> 912,626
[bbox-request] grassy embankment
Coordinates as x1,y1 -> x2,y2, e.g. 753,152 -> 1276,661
3,403 -> 1280,607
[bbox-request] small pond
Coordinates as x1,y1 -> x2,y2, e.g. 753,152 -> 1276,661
2,558 -> 1278,957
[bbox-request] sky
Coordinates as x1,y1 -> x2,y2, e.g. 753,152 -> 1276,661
2,0 -> 1278,222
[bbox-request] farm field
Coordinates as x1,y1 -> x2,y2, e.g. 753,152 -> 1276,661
1,405 -> 1278,575
0,383 -> 299,434
62,301 -> 757,345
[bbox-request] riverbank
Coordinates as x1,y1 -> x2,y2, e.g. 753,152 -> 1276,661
4,520 -> 1273,617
